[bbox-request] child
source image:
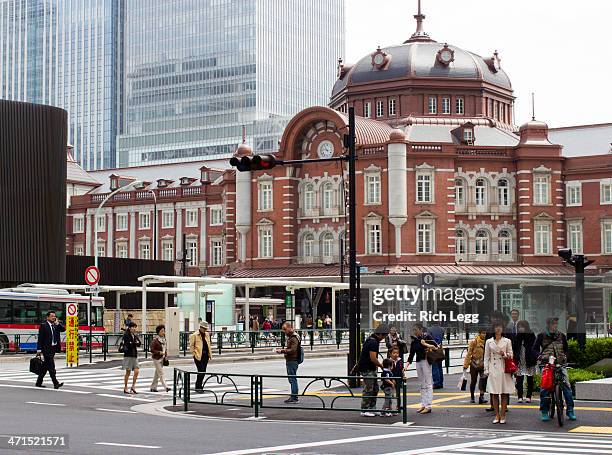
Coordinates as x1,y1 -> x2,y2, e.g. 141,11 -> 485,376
389,347 -> 404,380
381,358 -> 396,416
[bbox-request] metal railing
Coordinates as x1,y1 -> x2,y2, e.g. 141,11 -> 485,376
172,369 -> 409,423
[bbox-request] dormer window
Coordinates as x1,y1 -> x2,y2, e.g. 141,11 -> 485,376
157,179 -> 171,188
180,177 -> 196,186
110,175 -> 119,191
463,128 -> 474,144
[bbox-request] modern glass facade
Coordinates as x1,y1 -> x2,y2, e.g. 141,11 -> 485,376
118,0 -> 345,167
0,0 -> 123,170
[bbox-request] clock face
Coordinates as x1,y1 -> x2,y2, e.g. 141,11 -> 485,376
317,140 -> 334,159
373,53 -> 385,66
440,50 -> 452,63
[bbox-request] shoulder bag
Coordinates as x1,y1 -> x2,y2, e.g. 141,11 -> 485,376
426,342 -> 445,364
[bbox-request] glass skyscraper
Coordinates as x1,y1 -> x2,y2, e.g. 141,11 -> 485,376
0,0 -> 124,170
118,0 -> 345,167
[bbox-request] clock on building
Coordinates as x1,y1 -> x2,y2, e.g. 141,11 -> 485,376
317,140 -> 334,159
437,44 -> 455,66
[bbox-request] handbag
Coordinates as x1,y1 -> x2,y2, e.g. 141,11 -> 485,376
541,364 -> 554,391
30,356 -> 44,375
162,357 -> 169,367
426,343 -> 445,364
504,357 -> 518,375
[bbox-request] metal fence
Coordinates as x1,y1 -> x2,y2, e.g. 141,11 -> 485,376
172,369 -> 409,423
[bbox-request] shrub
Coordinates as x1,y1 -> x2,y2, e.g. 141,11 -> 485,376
568,338 -> 612,369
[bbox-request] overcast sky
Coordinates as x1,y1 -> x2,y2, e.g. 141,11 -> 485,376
345,0 -> 611,128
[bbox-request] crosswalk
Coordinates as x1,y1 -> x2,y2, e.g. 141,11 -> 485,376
431,433 -> 612,455
0,368 -> 278,397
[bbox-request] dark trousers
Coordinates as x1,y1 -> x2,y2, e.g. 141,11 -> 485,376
194,356 -> 209,390
432,361 -> 444,387
36,351 -> 59,386
469,367 -> 487,398
515,375 -> 534,399
286,360 -> 299,400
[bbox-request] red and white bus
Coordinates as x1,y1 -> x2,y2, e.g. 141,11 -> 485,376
0,286 -> 105,353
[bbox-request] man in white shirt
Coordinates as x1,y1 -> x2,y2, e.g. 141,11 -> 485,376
36,311 -> 65,389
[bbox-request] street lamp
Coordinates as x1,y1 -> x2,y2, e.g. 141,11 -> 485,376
94,180 -> 143,270
558,248 -> 595,349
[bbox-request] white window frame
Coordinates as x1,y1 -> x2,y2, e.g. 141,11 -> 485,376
566,182 -> 582,207
116,242 -> 128,258
96,215 -> 106,232
533,174 -> 550,205
258,226 -> 273,258
475,230 -> 489,256
97,244 -> 105,257
475,179 -> 487,207
322,182 -> 334,212
428,96 -> 437,114
210,238 -> 224,266
139,212 -> 151,230
497,179 -> 510,206
534,222 -> 552,255
417,220 -> 434,254
321,232 -> 334,260
365,172 -> 381,205
186,238 -> 198,266
602,220 -> 612,254
185,209 -> 198,228
455,179 -> 465,208
210,205 -> 223,226
364,102 -> 371,118
302,233 -> 314,258
600,181 -> 612,205
303,183 -> 315,211
366,221 -> 382,255
455,229 -> 466,255
442,96 -> 451,115
116,213 -> 128,231
73,216 -> 84,234
463,128 -> 474,143
498,230 -> 512,256
388,99 -> 397,116
416,172 -> 433,203
162,211 -> 174,229
376,100 -> 384,118
258,180 -> 273,211
455,97 -> 464,115
567,221 -> 583,254
139,241 -> 151,260
74,244 -> 84,256
162,239 -> 174,261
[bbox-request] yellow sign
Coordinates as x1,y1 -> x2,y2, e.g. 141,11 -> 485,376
65,303 -> 79,366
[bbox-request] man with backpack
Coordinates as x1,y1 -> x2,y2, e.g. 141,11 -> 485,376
276,321 -> 303,404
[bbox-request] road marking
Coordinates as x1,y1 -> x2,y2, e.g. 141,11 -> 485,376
26,401 -> 67,406
379,434 -> 537,455
0,384 -> 91,394
570,426 -> 612,434
475,444 -> 612,454
96,408 -> 138,414
96,393 -> 154,402
95,442 -> 161,449
517,438 -> 612,447
203,429 -> 442,455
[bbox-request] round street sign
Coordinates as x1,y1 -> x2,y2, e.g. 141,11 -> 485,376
85,266 -> 100,286
66,302 -> 78,317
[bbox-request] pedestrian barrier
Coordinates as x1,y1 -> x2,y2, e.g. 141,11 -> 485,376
172,368 -> 409,423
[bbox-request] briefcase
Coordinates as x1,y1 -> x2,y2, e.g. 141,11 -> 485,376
30,356 -> 44,375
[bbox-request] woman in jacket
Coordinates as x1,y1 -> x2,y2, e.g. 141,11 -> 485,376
407,323 -> 438,414
150,324 -> 170,393
385,326 -> 406,358
484,322 -> 514,424
122,322 -> 141,394
189,321 -> 213,393
463,329 -> 487,404
512,320 -> 537,403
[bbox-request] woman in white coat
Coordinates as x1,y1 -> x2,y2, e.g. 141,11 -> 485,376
484,322 -> 514,424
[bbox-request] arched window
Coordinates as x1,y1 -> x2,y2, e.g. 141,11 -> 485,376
498,179 -> 509,206
302,233 -> 314,257
498,230 -> 511,255
475,179 -> 487,206
455,229 -> 466,255
321,232 -> 334,258
303,183 -> 314,210
475,229 -> 489,255
455,179 -> 465,206
322,182 -> 334,211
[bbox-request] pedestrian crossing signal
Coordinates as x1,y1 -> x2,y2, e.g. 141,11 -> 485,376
230,154 -> 278,172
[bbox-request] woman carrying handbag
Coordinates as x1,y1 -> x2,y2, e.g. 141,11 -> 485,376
150,324 -> 171,393
407,323 -> 438,414
484,322 -> 515,424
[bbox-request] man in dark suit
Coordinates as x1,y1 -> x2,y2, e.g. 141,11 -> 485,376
36,311 -> 65,389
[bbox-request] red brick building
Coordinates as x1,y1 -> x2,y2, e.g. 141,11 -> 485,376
66,13 -> 612,281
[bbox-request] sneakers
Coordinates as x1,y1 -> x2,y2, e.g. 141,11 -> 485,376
541,411 -> 551,422
517,398 -> 523,403
382,412 -> 394,417
567,410 -> 576,421
418,408 -> 431,414
284,398 -> 300,404
360,411 -> 376,417
470,397 -> 476,403
478,396 -> 488,404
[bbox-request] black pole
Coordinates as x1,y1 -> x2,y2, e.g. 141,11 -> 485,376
339,237 -> 345,283
181,233 -> 187,276
89,293 -> 93,364
574,255 -> 592,350
153,198 -> 157,260
347,107 -> 358,382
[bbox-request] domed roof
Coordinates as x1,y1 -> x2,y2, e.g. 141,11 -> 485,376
332,4 -> 511,98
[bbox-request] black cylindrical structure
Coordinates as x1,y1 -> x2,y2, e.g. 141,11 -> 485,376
0,100 -> 67,285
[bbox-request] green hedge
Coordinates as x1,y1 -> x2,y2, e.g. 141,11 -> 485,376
568,338 -> 612,369
533,368 -> 604,392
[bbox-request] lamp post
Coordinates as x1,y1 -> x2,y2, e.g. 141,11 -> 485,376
94,180 -> 143,269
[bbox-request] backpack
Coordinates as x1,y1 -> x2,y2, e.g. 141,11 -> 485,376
292,334 -> 304,364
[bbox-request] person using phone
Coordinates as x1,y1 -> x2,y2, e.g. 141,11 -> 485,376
35,311 -> 65,389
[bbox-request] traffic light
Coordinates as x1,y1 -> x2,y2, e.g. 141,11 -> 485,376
229,154 -> 278,172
